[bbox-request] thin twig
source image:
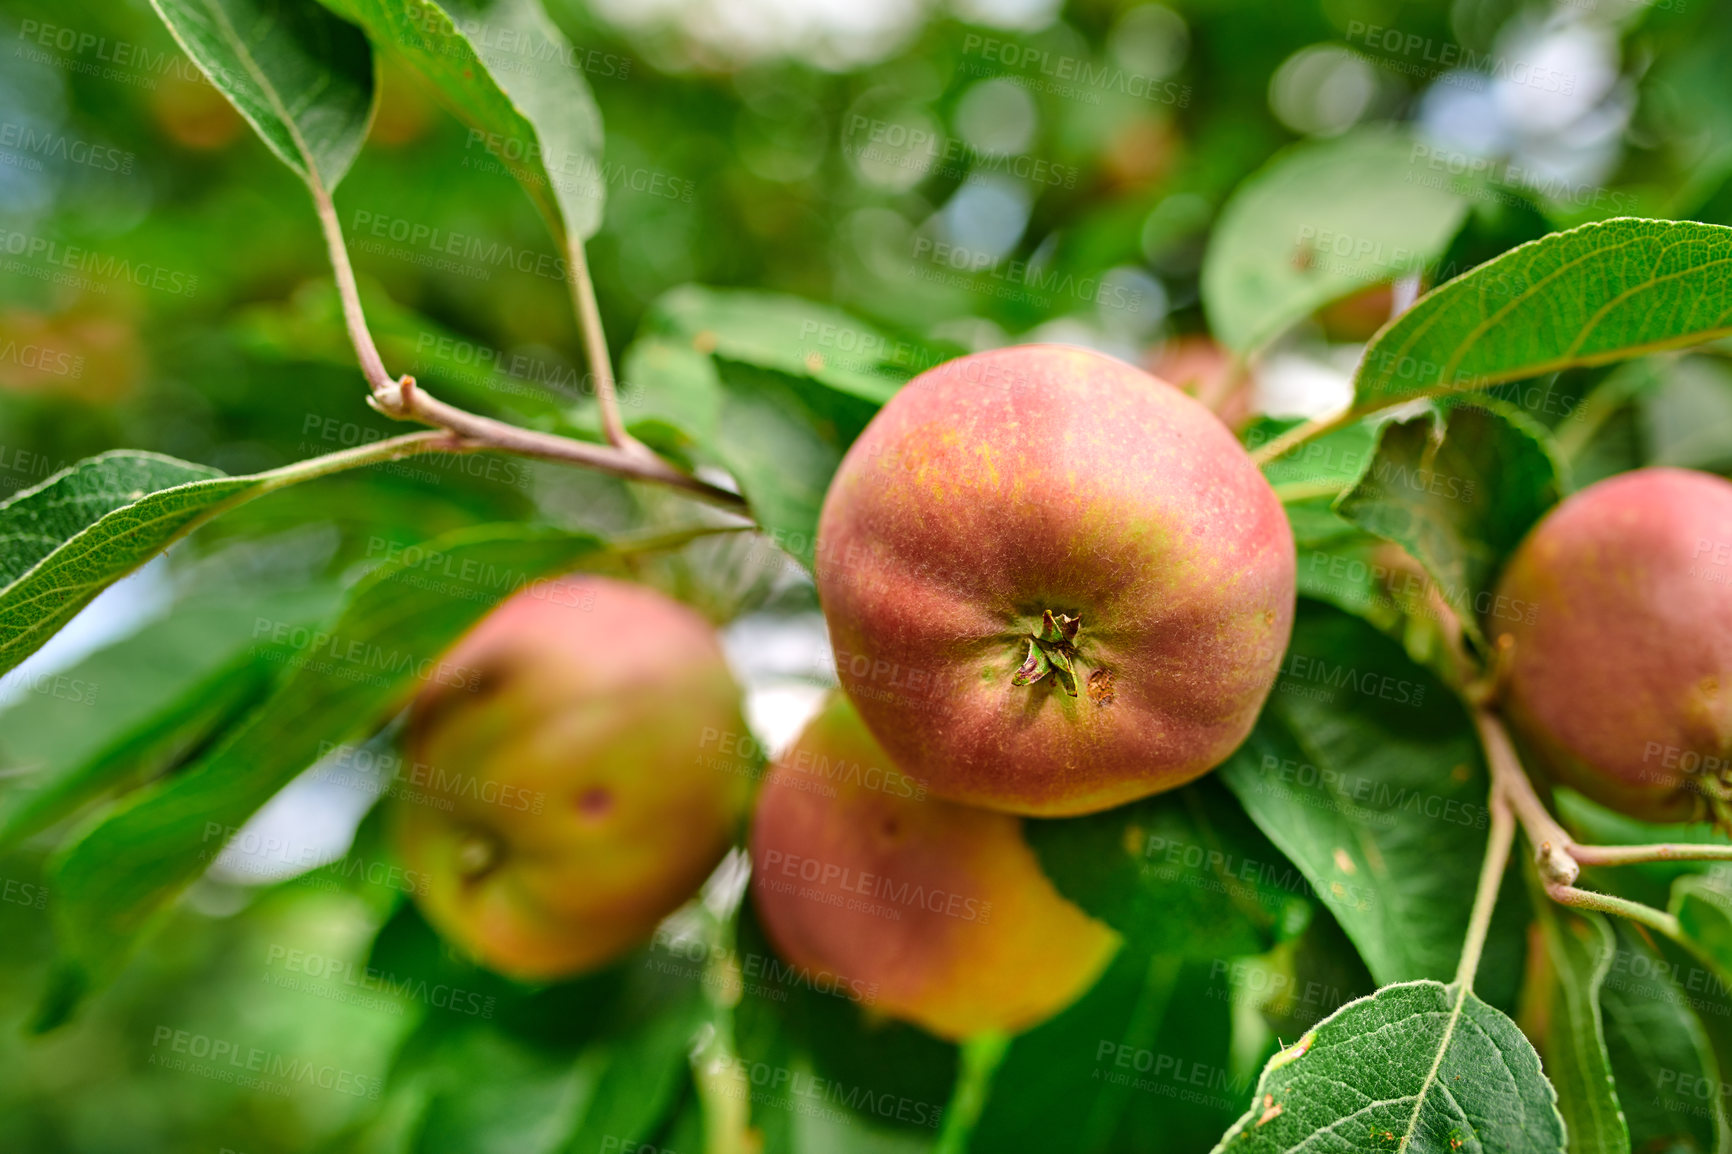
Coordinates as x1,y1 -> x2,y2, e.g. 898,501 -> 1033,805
387,378 -> 748,510
1544,882 -> 1682,939
310,182 -> 392,394
564,237 -> 642,455
307,182 -> 746,513
1476,707 -> 1692,943
1473,709 -> 1579,885
1270,479 -> 1351,505
255,429 -> 463,492
1455,785 -> 1515,991
1569,841 -> 1732,866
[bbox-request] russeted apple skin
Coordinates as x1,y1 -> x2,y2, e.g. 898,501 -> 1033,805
749,694 -> 1119,1041
815,344 -> 1296,817
393,577 -> 749,980
1495,468 -> 1732,823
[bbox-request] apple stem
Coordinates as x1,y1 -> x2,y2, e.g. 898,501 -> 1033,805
1473,706 -> 1704,945
1568,841 -> 1732,866
1542,881 -> 1682,939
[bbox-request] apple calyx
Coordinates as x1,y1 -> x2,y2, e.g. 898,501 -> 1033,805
1012,611 -> 1082,696
455,830 -> 504,881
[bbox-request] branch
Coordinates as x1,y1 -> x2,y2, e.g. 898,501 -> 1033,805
1475,706 -> 1694,943
1473,709 -> 1579,886
375,377 -> 747,511
1455,785 -> 1515,991
564,236 -> 643,456
309,183 -> 745,512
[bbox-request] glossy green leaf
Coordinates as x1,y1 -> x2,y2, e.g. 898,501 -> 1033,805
1528,899 -> 1627,1154
642,285 -> 943,406
1601,926 -> 1722,1154
1672,875 -> 1732,984
1211,981 -> 1564,1154
711,360 -> 879,572
1202,130 -> 1469,353
42,526 -> 612,1021
1027,778 -> 1311,960
1336,402 -> 1566,649
320,0 -> 604,241
1355,218 -> 1732,412
1219,603 -> 1515,991
973,950 -> 1245,1154
148,0 -> 375,189
733,899 -> 956,1153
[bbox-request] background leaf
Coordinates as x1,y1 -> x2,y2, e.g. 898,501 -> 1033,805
1027,777 -> 1311,960
1201,130 -> 1468,354
1600,926 -> 1723,1154
1336,402 -> 1566,648
0,583 -> 339,848
321,0 -> 604,242
1526,898 -> 1627,1154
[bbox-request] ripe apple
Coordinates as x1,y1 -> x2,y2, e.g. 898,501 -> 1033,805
750,694 -> 1119,1040
392,577 -> 750,979
1494,468 -> 1732,823
815,344 -> 1295,816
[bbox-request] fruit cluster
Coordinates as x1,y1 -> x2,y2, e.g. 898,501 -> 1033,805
390,343 -> 1732,1041
388,345 -> 1296,1037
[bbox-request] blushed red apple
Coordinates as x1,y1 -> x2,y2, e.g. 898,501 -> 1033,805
1494,468 -> 1732,823
392,577 -> 750,979
750,694 -> 1117,1040
815,344 -> 1295,816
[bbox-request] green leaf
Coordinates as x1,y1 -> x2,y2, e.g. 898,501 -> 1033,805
1219,603 -> 1519,992
733,899 -> 955,1153
1027,778 -> 1311,960
2,643 -> 272,848
1202,130 -> 1469,354
321,0 -> 604,242
404,953 -> 702,1154
1601,926 -> 1723,1154
147,0 -> 375,189
1335,402 -> 1566,649
1211,980 -> 1564,1154
711,360 -> 879,572
973,950 -> 1248,1154
642,285 -> 943,406
0,452 -> 263,677
41,525 -> 612,1020
1671,875 -> 1732,984
1527,898 -> 1628,1154
1354,218 -> 1732,412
